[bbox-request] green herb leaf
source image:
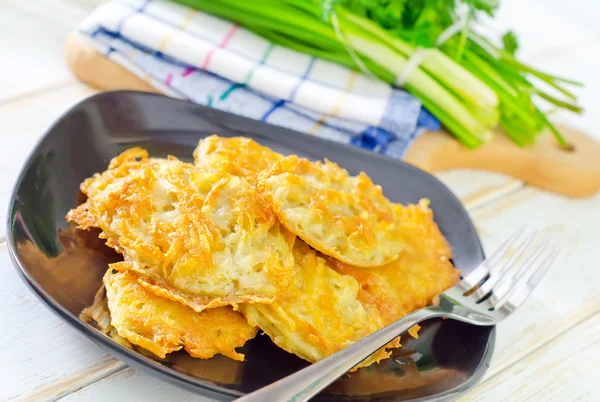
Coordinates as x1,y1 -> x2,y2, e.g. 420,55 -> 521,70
464,0 -> 499,16
502,31 -> 519,55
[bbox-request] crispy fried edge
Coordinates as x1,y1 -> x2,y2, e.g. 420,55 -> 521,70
258,155 -> 401,267
104,268 -> 258,361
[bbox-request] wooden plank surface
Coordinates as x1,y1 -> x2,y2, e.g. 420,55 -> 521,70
466,187 -> 600,381
0,245 -> 121,401
1,0 -> 599,401
60,368 -> 212,402
462,312 -> 600,402
0,0 -> 102,103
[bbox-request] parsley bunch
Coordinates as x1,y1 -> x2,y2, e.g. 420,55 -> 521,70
345,0 -> 582,146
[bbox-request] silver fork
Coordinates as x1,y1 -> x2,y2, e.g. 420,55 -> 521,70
236,228 -> 560,402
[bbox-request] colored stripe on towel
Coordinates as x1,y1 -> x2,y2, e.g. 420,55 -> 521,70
220,43 -> 275,101
259,57 -> 318,122
115,0 -> 150,33
260,58 -> 316,121
201,24 -> 240,70
260,99 -> 286,121
310,70 -> 359,135
288,58 -> 316,102
158,8 -> 198,53
165,72 -> 173,85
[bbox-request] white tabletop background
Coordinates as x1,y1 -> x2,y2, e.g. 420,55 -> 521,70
1,0 -> 599,401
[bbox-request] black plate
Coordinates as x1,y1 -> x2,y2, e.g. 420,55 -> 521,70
7,91 -> 494,401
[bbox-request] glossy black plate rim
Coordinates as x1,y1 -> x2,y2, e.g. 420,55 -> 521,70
6,90 -> 494,401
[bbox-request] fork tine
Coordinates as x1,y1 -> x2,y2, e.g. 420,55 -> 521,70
460,226 -> 525,290
527,247 -> 560,287
492,246 -> 561,312
486,226 -> 526,268
488,239 -> 550,302
472,231 -> 537,300
491,231 -> 537,276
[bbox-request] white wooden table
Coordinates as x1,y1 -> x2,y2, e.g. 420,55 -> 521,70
2,1 -> 599,401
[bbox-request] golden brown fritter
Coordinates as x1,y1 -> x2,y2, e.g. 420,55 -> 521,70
257,155 -> 405,267
327,199 -> 460,325
241,240 -> 400,368
67,148 -> 295,312
104,269 -> 258,361
71,142 -> 460,368
194,135 -> 283,182
80,283 -> 131,348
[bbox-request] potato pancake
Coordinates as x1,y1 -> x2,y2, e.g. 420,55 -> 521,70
67,148 -> 295,312
72,142 -> 460,368
258,155 -> 404,267
241,240 -> 400,368
327,199 -> 460,324
104,269 -> 257,360
80,283 -> 131,348
194,135 -> 282,182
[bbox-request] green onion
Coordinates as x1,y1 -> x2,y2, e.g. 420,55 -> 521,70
170,0 -> 581,148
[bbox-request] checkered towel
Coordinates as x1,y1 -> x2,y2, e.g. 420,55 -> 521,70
79,0 -> 439,157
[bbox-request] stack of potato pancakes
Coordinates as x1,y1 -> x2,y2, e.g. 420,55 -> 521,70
69,136 -> 459,367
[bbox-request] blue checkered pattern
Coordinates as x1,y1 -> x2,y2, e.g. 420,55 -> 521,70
79,0 -> 440,158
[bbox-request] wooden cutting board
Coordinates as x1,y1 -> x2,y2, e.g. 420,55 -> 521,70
64,32 -> 600,198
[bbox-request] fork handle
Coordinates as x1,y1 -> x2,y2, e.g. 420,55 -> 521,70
236,308 -> 440,402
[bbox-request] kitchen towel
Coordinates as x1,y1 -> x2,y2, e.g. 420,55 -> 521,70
79,0 -> 440,157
